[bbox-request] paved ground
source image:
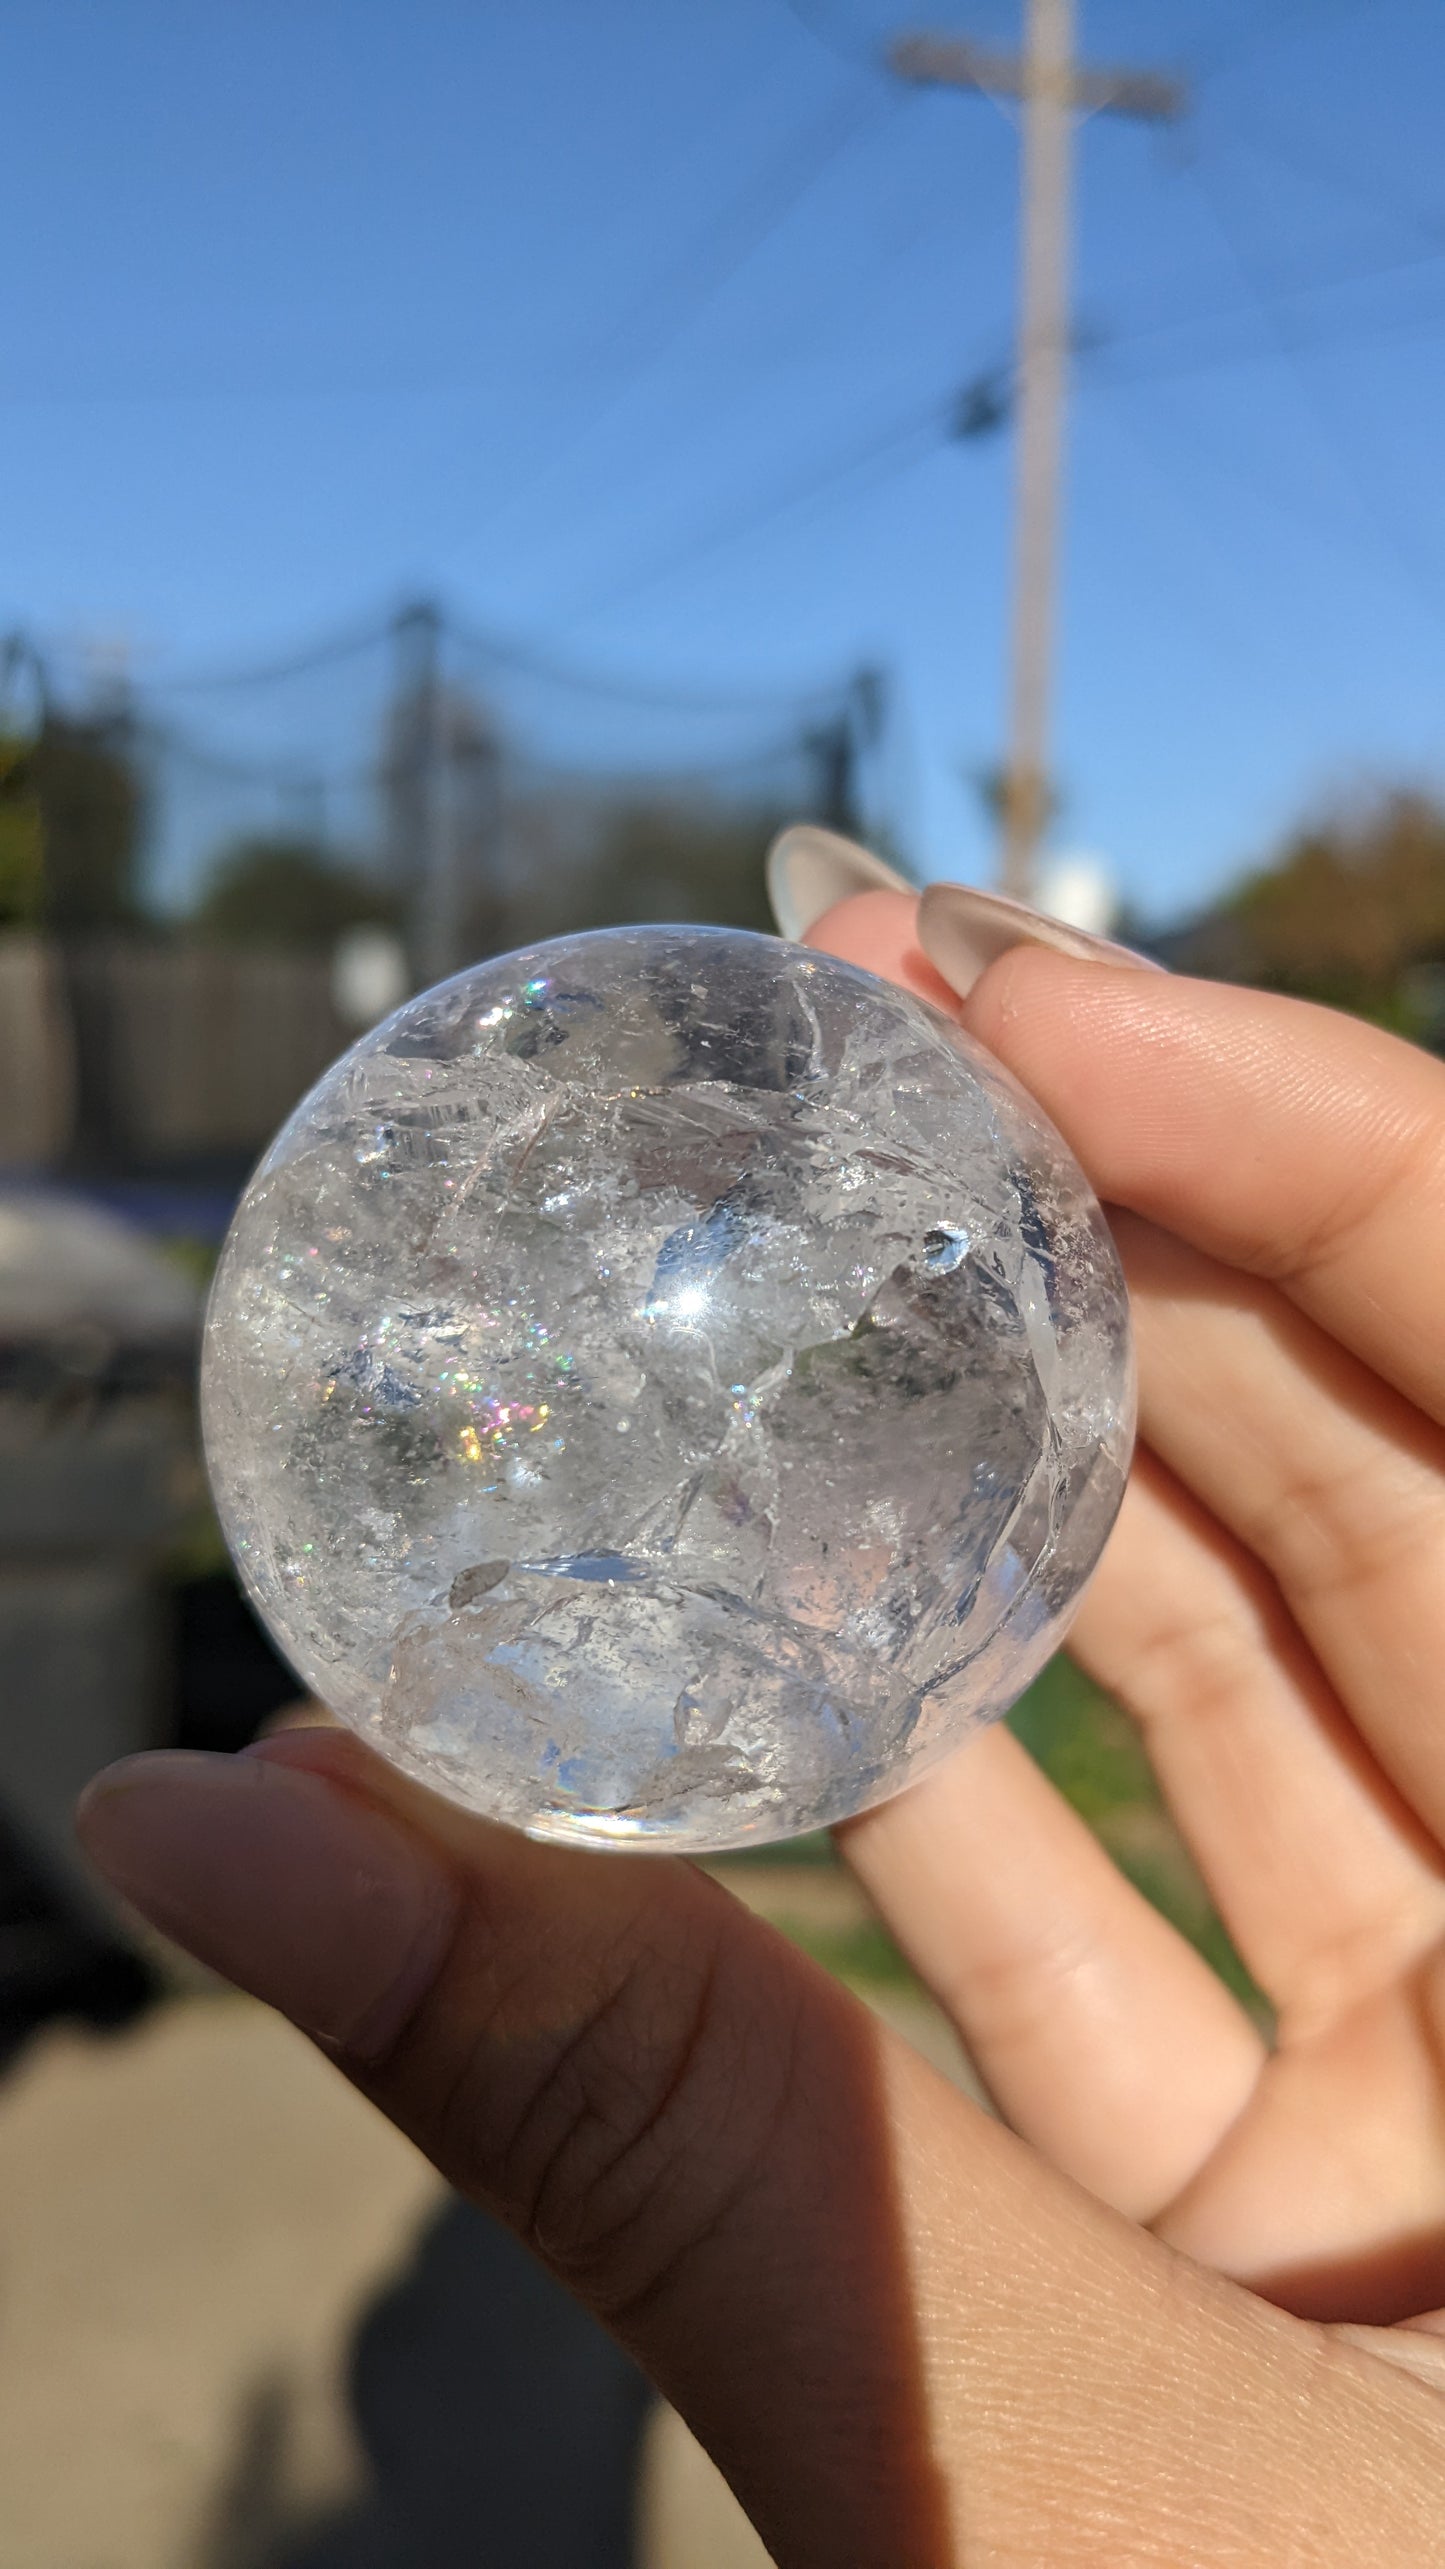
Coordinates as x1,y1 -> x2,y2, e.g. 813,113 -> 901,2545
0,1998 -> 435,2569
0,1867 -> 979,2568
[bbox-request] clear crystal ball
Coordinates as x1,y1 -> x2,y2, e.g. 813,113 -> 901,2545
203,925 -> 1133,1851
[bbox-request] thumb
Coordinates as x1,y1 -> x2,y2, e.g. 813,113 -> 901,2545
77,1727 -> 954,2565
76,1730 -> 1445,2569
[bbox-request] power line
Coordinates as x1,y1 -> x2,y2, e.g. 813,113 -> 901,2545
1092,231 -> 1445,365
1070,387 -> 1271,686
926,261 -> 1445,439
585,84 -> 890,380
1092,362 -> 1430,613
445,611 -> 860,717
120,592 -> 860,721
1095,270 -> 1445,383
150,609 -> 394,695
137,720 -> 363,798
1183,148 -> 1445,627
563,387 -> 955,623
1226,108 -> 1444,252
549,242 -> 1445,633
12,176 -> 1428,428
1188,0 -> 1385,87
547,49 -> 1445,633
775,0 -> 881,73
469,78 -> 897,558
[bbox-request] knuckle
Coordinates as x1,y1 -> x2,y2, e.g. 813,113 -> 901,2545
431,1900 -> 795,2318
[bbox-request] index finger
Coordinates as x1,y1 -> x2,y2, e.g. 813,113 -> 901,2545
958,946 -> 1445,1428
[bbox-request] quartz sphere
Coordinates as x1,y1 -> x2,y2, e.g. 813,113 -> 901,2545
202,925 -> 1133,1852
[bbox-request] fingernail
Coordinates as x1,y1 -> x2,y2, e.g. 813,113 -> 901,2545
766,824 -> 913,942
916,882 -> 1162,1001
75,1751 -> 457,2059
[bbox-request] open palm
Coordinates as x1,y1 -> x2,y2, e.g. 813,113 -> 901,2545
837,892 -> 1445,2331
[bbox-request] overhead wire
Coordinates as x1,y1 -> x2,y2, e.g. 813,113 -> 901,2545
469,74 -> 900,557
1069,387 -> 1272,685
33,9 -> 1445,735
532,7 -> 1441,628
562,386 -> 957,623
149,608 -> 394,694
1094,364 -> 1405,605
1225,108 -> 1445,251
1181,146 -> 1445,628
1187,0 -> 1387,87
135,599 -> 865,723
140,720 -> 361,797
1,76 -> 894,449
775,0 -> 883,75
445,614 -> 856,716
552,233 -> 1445,630
1089,231 -> 1445,367
1094,276 -> 1445,386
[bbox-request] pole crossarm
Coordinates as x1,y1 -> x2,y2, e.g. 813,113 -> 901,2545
889,32 -> 1185,123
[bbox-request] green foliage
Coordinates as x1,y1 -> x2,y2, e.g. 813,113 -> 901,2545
531,798 -> 780,941
728,1829 -> 836,1868
1167,788 -> 1445,1040
739,1656 -> 1262,2013
771,1912 -> 922,1991
28,712 -> 145,932
155,1232 -> 220,1292
1009,1657 -> 1263,2013
193,835 -> 399,950
1007,1652 -> 1156,1824
163,1498 -> 233,1585
0,728 -> 44,928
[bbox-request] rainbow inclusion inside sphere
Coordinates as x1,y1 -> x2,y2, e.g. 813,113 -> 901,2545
202,924 -> 1133,1852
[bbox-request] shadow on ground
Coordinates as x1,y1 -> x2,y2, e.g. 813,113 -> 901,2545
200,2198 -> 653,2569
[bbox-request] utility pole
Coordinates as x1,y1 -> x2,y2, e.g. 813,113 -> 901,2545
892,10 -> 1184,901
387,600 -> 449,989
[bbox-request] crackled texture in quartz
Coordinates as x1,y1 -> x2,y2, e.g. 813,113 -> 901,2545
202,925 -> 1133,1851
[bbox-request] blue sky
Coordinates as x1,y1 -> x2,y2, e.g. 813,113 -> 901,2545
5,0 -> 1443,918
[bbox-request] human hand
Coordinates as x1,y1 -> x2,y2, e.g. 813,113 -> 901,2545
821,881 -> 1445,2304
76,893 -> 1445,2564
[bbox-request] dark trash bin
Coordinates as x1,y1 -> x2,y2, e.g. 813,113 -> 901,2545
0,1189 -> 200,2049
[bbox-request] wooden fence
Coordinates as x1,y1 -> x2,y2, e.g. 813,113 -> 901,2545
0,937 -> 351,1172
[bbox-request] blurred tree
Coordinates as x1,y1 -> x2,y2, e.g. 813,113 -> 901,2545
29,712 -> 145,933
194,835 -> 400,950
545,798 -> 780,939
0,730 -> 44,928
1164,789 -> 1445,1040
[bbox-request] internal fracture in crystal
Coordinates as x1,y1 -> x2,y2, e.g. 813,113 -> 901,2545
202,925 -> 1134,1851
